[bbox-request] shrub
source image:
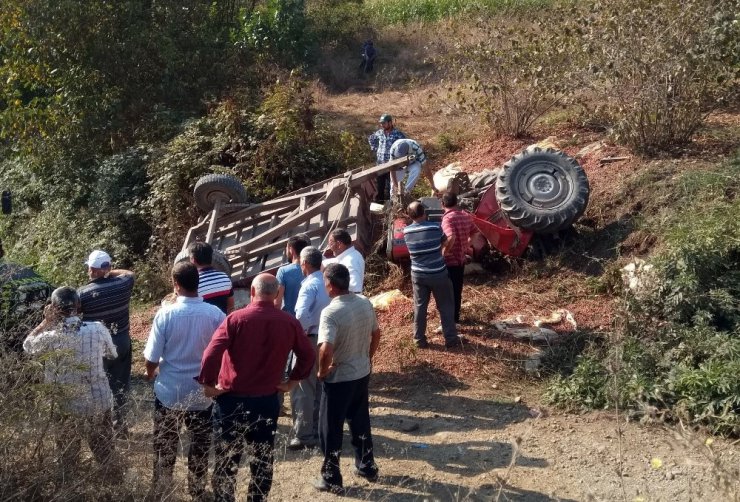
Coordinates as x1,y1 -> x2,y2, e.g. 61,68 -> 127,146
576,0 -> 739,154
547,154 -> 740,435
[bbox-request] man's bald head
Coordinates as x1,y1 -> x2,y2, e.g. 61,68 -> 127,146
251,273 -> 279,301
407,200 -> 426,221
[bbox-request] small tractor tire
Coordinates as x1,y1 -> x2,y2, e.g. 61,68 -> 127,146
495,148 -> 589,234
194,174 -> 248,213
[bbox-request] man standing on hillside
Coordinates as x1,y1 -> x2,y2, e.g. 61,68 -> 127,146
323,229 -> 365,294
441,192 -> 475,325
368,114 -> 405,202
199,273 -> 315,502
189,241 -> 234,314
78,249 -> 135,436
143,262 -> 225,499
313,263 -> 381,494
288,246 -> 331,450
403,201 -> 462,349
389,138 -> 437,198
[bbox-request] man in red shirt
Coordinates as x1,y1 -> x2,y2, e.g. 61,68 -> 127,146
198,273 -> 315,502
441,192 -> 475,325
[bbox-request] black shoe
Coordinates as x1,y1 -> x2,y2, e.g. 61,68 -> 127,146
312,477 -> 344,494
414,338 -> 429,349
353,468 -> 379,482
445,336 -> 464,349
288,438 -> 317,451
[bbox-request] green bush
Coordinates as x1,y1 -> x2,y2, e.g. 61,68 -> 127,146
365,0 -> 548,24
547,154 -> 740,436
575,0 -> 739,154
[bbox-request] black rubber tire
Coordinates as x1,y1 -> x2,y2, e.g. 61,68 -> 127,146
193,174 -> 248,213
495,148 -> 589,234
174,248 -> 232,276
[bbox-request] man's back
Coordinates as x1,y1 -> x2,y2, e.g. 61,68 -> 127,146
442,208 -> 474,266
276,263 -> 304,316
403,221 -> 447,276
144,297 -> 225,410
197,268 -> 233,314
23,317 -> 116,414
319,294 -> 377,383
79,275 -> 134,338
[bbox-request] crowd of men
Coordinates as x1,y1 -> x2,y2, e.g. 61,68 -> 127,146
20,111 -> 477,500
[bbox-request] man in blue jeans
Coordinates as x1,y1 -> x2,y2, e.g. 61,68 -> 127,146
198,273 -> 315,502
403,201 -> 463,349
313,263 -> 381,493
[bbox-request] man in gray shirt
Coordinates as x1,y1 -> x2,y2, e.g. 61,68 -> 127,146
288,246 -> 330,450
312,263 -> 381,493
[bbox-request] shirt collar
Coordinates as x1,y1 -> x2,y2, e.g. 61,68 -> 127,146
177,296 -> 202,304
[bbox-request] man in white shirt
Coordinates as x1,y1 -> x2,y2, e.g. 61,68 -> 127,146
24,286 -> 121,480
323,229 -> 365,294
143,262 -> 226,499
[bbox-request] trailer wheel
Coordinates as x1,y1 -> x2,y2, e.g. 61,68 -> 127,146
194,174 -> 248,213
174,248 -> 232,275
495,148 -> 589,234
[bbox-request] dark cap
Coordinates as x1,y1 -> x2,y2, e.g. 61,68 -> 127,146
379,114 -> 392,123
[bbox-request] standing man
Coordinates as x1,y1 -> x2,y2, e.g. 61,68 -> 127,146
188,241 -> 234,314
198,273 -> 315,502
78,249 -> 135,436
288,246 -> 331,450
368,114 -> 405,202
143,262 -> 225,499
389,138 -> 437,198
313,263 -> 381,493
403,202 -> 462,349
324,228 -> 365,294
24,287 -> 121,480
441,192 -> 475,325
274,234 -> 310,316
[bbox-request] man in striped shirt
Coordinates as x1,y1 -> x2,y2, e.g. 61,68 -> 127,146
389,138 -> 437,198
78,249 -> 135,435
144,262 -> 226,499
402,201 -> 462,349
189,241 -> 234,314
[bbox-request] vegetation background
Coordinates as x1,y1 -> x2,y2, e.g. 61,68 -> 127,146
0,0 -> 738,499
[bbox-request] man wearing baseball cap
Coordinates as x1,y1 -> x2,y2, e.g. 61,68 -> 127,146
368,113 -> 405,202
78,249 -> 135,437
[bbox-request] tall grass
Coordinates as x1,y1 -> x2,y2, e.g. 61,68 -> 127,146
365,0 -> 551,24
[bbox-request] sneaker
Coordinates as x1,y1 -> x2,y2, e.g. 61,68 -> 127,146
445,336 -> 465,349
354,468 -> 379,482
312,477 -> 344,494
413,338 -> 429,349
288,438 -> 317,451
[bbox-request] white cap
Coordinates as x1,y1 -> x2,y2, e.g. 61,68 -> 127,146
85,250 -> 112,269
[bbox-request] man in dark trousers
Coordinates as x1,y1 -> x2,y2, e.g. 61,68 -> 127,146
403,201 -> 462,349
441,191 -> 475,325
368,114 -> 405,202
199,273 -> 315,502
143,262 -> 225,499
78,249 -> 135,436
312,263 -> 381,493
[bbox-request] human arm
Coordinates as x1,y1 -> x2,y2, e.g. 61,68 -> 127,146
294,283 -> 314,332
108,269 -> 135,279
422,163 -> 438,195
142,311 -> 166,380
227,295 -> 235,314
369,327 -> 381,361
198,316 -> 231,387
144,360 -> 158,381
23,303 -> 64,354
368,131 -> 379,152
317,341 -> 336,381
442,233 -> 455,256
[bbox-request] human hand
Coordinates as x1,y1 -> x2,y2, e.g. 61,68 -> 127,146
276,380 -> 298,393
202,384 -> 227,398
42,303 -> 64,324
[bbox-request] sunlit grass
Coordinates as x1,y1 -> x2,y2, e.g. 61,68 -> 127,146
366,0 -> 552,24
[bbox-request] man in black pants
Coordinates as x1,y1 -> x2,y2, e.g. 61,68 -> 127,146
441,192 -> 475,325
313,263 -> 381,493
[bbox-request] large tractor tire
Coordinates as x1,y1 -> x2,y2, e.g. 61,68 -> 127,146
174,248 -> 232,276
495,148 -> 589,234
193,174 -> 248,213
